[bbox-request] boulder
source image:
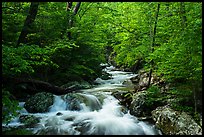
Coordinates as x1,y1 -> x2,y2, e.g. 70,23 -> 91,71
61,81 -> 92,90
130,74 -> 139,84
122,79 -> 135,89
129,90 -> 148,117
24,92 -> 54,113
100,71 -> 112,80
130,70 -> 163,92
62,93 -> 102,111
151,106 -> 202,135
19,114 -> 40,127
111,90 -> 132,109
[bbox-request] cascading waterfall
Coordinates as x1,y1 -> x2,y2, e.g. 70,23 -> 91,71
3,64 -> 162,135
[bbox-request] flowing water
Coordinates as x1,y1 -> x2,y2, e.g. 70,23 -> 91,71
3,65 -> 162,135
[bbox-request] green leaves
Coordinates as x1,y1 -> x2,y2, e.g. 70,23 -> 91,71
2,2 -> 201,86
2,44 -> 57,76
2,89 -> 22,124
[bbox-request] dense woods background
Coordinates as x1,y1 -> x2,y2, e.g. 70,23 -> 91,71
2,2 -> 202,127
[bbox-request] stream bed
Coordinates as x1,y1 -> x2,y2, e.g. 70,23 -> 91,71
3,65 -> 162,135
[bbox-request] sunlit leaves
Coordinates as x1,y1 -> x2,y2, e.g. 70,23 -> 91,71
2,44 -> 58,76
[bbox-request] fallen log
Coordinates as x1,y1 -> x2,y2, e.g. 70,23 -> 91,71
2,76 -> 77,95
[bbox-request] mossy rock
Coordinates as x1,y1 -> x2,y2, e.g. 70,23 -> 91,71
61,80 -> 92,90
19,114 -> 40,127
24,92 -> 54,113
100,71 -> 112,80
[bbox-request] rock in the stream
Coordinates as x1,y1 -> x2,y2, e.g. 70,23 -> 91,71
61,80 -> 92,90
19,114 -> 40,127
111,90 -> 132,109
24,92 -> 54,113
62,93 -> 102,111
100,71 -> 112,80
151,106 -> 202,135
122,79 -> 135,89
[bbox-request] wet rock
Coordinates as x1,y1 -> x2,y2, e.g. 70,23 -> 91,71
111,90 -> 132,108
62,93 -> 102,111
74,120 -> 92,135
100,71 -> 112,80
130,74 -> 139,84
122,79 -> 135,89
61,80 -> 92,90
56,112 -> 63,116
24,92 -> 54,113
63,93 -> 82,111
19,114 -> 40,127
36,127 -> 71,135
129,90 -> 147,117
151,106 -> 202,135
111,90 -> 129,100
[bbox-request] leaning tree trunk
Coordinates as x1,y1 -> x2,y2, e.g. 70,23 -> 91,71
147,3 -> 160,88
17,2 -> 39,46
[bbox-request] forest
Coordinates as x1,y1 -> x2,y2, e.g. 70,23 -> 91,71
2,2 -> 202,135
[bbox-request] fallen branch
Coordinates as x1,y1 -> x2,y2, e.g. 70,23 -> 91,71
2,76 -> 77,95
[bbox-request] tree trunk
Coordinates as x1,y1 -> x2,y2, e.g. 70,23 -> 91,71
147,3 -> 160,88
17,2 -> 39,46
67,2 -> 81,40
73,2 -> 81,15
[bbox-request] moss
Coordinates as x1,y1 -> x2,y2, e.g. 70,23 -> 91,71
24,92 -> 54,113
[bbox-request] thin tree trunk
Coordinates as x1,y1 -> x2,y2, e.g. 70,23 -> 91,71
17,2 -> 39,46
66,2 -> 72,11
67,2 -> 81,40
73,2 -> 81,15
147,3 -> 160,88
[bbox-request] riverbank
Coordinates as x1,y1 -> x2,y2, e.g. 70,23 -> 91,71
113,67 -> 202,135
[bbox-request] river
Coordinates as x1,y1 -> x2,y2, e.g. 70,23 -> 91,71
3,64 -> 162,135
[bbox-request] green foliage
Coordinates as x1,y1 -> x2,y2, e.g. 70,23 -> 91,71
100,2 -> 202,85
2,44 -> 58,76
2,2 -> 29,44
145,85 -> 165,108
193,112 -> 201,126
2,89 -> 22,124
171,103 -> 193,112
166,84 -> 194,113
147,2 -> 201,83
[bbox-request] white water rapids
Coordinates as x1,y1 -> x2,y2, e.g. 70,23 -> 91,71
4,65 -> 162,135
